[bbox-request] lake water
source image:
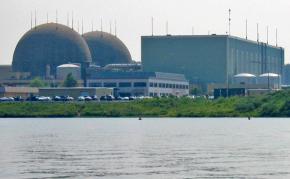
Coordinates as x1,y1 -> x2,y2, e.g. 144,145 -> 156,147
0,118 -> 290,179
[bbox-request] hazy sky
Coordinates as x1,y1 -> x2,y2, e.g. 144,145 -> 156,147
0,0 -> 289,64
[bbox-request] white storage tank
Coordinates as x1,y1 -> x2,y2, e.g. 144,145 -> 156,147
233,73 -> 256,85
56,64 -> 81,80
257,73 -> 280,89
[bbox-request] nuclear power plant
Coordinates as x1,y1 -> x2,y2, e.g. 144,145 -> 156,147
0,13 -> 288,97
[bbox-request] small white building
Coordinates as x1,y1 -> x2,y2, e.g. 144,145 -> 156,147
56,64 -> 81,80
257,73 -> 281,89
87,72 -> 189,97
233,73 -> 256,85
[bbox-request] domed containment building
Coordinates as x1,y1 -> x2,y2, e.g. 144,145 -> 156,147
12,23 -> 92,77
82,31 -> 132,67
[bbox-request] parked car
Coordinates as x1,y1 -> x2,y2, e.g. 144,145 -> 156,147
14,96 -> 24,101
0,97 -> 14,102
26,96 -> 39,101
91,95 -> 99,101
36,96 -> 52,101
100,96 -> 107,101
78,96 -> 85,101
53,96 -> 63,101
106,95 -> 115,101
65,96 -> 74,101
115,96 -> 123,101
122,97 -> 129,100
84,96 -> 92,101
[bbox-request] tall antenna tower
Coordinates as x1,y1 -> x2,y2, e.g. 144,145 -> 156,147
151,17 -> 154,36
34,9 -> 37,28
101,18 -> 103,32
110,21 -> 112,34
71,11 -> 74,30
228,9 -> 231,35
166,21 -> 168,35
67,12 -> 69,26
55,10 -> 58,24
81,18 -> 84,35
246,19 -> 248,39
276,28 -> 278,47
257,23 -> 259,42
30,11 -> 33,29
77,20 -> 79,33
267,26 -> 269,44
114,20 -> 117,36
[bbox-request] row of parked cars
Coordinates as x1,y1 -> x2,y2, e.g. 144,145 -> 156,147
0,95 -> 151,102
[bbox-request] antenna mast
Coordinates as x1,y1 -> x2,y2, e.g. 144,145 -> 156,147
114,20 -> 117,36
30,11 -> 33,29
77,20 -> 79,33
81,18 -> 84,35
276,28 -> 278,47
71,11 -> 74,30
56,10 -> 58,24
34,9 -> 37,28
67,12 -> 69,26
151,17 -> 154,36
257,23 -> 259,42
110,21 -> 112,34
101,18 -> 103,32
228,9 -> 231,36
246,19 -> 248,39
166,21 -> 168,35
267,26 -> 269,44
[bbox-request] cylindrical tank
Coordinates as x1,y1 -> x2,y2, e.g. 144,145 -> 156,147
233,73 -> 256,85
56,64 -> 81,80
257,73 -> 280,89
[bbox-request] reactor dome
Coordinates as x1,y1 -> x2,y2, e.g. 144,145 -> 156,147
12,23 -> 92,77
82,31 -> 132,67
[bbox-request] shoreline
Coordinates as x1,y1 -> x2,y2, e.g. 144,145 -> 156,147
0,90 -> 288,118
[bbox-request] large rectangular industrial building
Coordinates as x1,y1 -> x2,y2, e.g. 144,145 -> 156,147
142,35 -> 284,87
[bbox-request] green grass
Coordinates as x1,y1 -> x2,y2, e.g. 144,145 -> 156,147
0,90 -> 289,117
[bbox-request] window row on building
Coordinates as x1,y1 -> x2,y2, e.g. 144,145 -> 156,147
149,82 -> 189,89
89,81 -> 189,89
89,82 -> 147,88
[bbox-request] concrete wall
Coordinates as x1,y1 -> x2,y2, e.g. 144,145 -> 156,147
0,87 -> 38,97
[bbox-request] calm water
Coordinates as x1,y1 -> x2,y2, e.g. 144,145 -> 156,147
0,118 -> 290,179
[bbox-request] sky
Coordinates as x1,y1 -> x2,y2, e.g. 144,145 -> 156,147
0,0 -> 289,64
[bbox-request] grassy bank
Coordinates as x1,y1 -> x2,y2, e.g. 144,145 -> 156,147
0,90 -> 289,118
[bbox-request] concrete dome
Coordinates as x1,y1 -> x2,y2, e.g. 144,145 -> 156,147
12,23 -> 92,77
57,64 -> 80,68
82,31 -> 132,67
234,73 -> 256,78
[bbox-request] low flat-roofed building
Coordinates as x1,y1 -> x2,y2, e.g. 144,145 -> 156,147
87,71 -> 189,97
39,87 -> 113,98
0,65 -> 30,80
0,87 -> 38,98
